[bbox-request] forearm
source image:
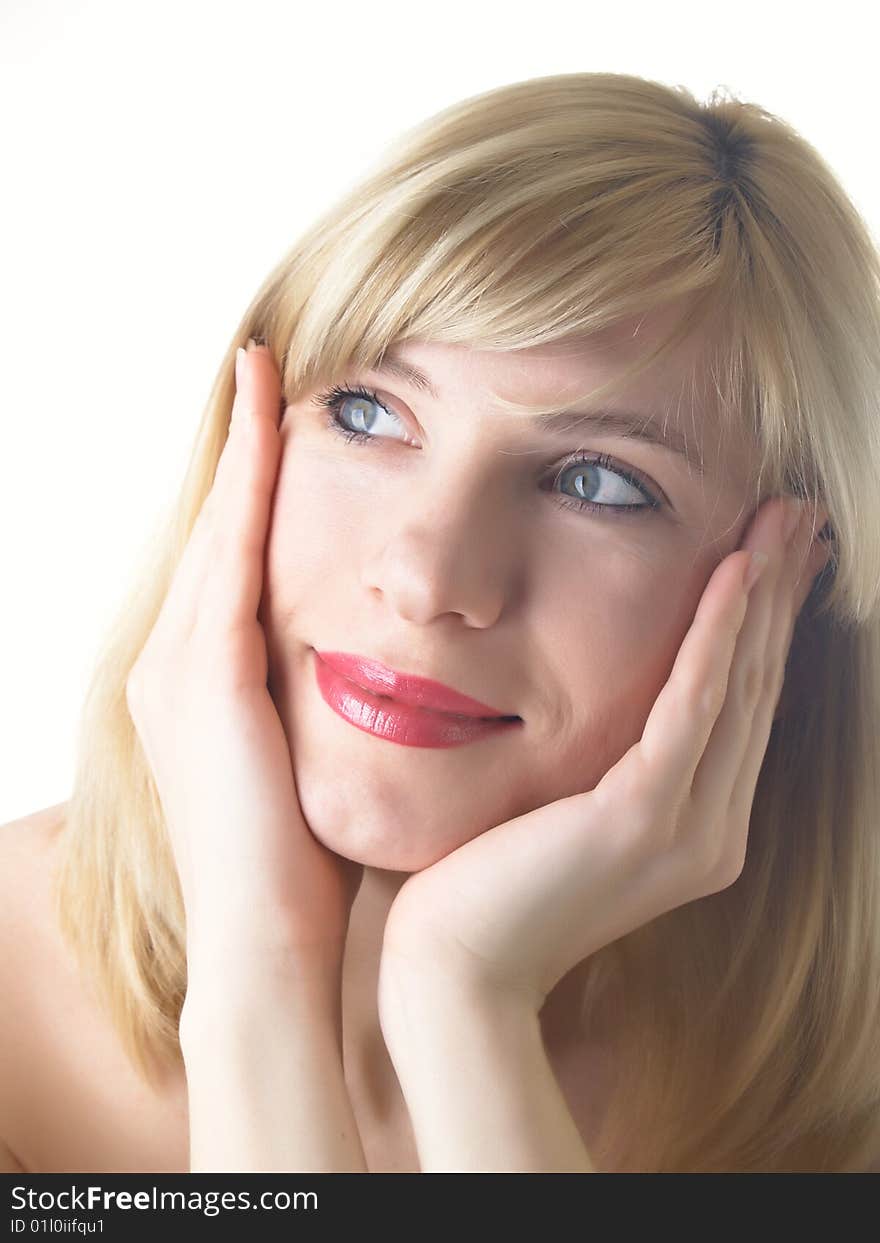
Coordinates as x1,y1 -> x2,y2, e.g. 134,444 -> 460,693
380,967 -> 596,1173
180,938 -> 368,1173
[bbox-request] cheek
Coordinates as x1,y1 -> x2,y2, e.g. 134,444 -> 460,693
262,440 -> 363,607
533,555 -> 707,798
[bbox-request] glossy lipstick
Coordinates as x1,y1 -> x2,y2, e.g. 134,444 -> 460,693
312,649 -> 522,748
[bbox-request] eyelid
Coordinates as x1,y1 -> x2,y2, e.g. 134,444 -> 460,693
369,389 -> 415,439
324,381 -> 415,439
552,451 -> 663,508
324,378 -> 670,507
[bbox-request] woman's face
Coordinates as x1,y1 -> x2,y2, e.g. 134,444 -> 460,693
259,306 -> 760,871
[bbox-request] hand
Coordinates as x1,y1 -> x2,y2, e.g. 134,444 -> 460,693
379,497 -> 831,1012
126,339 -> 363,977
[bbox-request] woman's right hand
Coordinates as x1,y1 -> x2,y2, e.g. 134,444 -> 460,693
125,338 -> 362,984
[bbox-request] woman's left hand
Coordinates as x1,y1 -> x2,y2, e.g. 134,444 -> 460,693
380,498 -> 831,1012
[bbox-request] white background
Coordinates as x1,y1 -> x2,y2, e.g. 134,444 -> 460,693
1,0 -> 877,824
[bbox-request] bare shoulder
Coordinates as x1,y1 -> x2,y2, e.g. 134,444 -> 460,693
0,800 -> 66,926
0,801 -> 190,1173
0,803 -> 69,1167
0,801 -> 67,861
0,797 -> 70,956
0,803 -> 68,952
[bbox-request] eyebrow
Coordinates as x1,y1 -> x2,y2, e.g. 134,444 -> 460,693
368,352 -> 702,472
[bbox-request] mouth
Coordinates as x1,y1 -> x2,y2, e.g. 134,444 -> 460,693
312,649 -> 522,722
370,689 -> 520,723
312,651 -> 523,749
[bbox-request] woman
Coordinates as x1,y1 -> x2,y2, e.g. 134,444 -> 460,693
1,71 -> 878,1173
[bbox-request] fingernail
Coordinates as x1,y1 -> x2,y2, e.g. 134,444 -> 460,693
235,346 -> 248,393
744,551 -> 769,593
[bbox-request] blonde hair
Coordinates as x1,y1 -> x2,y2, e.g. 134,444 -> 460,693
53,71 -> 880,1171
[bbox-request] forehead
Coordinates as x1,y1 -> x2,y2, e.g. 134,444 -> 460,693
394,299 -> 704,402
386,304 -> 760,492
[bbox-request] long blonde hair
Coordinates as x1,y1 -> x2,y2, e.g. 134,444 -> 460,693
53,72 -> 880,1171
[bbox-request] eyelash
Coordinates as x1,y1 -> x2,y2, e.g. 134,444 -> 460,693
311,382 -> 663,518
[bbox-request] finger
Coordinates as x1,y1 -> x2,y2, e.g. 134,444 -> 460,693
151,342 -> 281,642
729,514 -> 831,823
687,500 -> 792,820
631,541 -> 754,810
242,337 -> 285,434
200,342 -> 283,631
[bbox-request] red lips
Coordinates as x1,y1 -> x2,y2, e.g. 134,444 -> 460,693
312,650 -> 517,719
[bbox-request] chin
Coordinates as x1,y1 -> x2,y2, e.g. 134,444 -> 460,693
307,824 -> 454,873
296,779 -> 466,873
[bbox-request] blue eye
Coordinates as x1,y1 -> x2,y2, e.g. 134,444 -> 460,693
312,383 -> 408,443
550,455 -> 660,516
311,382 -> 663,518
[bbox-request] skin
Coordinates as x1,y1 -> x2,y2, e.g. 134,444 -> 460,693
255,300 -> 776,1125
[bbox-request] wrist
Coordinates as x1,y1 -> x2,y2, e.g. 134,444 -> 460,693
379,943 -> 540,1028
378,951 -> 539,1054
179,982 -> 344,1073
184,895 -> 348,961
181,941 -> 344,1051
184,910 -> 346,985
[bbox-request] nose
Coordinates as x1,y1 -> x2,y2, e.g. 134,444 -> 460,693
359,481 -> 522,628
